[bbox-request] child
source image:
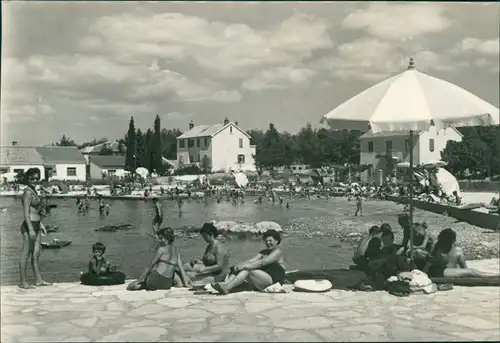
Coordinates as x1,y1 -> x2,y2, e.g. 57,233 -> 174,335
355,194 -> 363,216
88,242 -> 115,275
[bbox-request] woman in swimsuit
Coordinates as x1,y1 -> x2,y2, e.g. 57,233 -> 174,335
183,223 -> 230,284
127,227 -> 190,291
19,168 -> 51,289
212,229 -> 286,295
423,228 -> 499,278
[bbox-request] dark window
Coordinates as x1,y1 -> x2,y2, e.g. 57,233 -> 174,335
188,139 -> 194,148
189,155 -> 193,163
230,126 -> 233,133
239,138 -> 243,148
196,139 -> 200,147
237,154 -> 245,164
368,141 -> 374,153
204,137 -> 209,146
179,140 -> 185,148
429,139 -> 435,152
385,140 -> 392,154
67,167 -> 77,176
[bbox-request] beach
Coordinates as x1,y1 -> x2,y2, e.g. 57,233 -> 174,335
1,258 -> 499,342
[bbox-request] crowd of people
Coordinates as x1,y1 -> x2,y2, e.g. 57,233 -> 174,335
15,167 -> 499,293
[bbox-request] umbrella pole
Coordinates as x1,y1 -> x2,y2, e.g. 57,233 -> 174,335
408,130 -> 415,268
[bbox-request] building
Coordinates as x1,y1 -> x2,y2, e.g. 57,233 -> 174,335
359,126 -> 463,182
89,155 -> 126,179
80,140 -> 123,164
176,118 -> 256,172
0,145 -> 87,181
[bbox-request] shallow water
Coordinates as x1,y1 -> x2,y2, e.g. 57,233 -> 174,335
0,195 -> 404,285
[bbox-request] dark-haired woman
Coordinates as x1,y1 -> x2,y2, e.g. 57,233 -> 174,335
423,228 -> 499,278
183,223 -> 230,285
19,168 -> 51,289
127,228 -> 190,291
212,229 -> 286,295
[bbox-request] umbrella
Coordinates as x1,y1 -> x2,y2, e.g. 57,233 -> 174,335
320,57 -> 499,266
421,160 -> 448,168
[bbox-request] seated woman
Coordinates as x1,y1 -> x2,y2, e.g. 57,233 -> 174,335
367,231 -> 406,279
398,222 -> 434,270
423,228 -> 499,278
352,225 -> 381,267
211,229 -> 285,295
127,227 -> 190,291
183,223 -> 230,285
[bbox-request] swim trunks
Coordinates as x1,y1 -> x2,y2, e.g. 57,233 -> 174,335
20,221 -> 41,235
145,270 -> 173,290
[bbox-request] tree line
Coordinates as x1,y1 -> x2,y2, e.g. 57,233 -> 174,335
52,120 -> 500,177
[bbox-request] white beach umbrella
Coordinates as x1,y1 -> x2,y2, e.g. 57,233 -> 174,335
319,58 -> 499,265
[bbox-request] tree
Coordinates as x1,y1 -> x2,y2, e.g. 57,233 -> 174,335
152,115 -> 163,172
257,123 -> 285,169
135,129 -> 145,168
54,135 -> 77,146
160,128 -> 182,160
98,144 -> 114,155
144,129 -> 153,171
125,117 -> 136,171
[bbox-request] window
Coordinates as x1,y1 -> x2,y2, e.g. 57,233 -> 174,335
197,153 -> 201,162
179,140 -> 185,148
239,138 -> 243,148
230,126 -> 233,133
292,166 -> 297,170
237,154 -> 245,164
108,170 -> 116,176
188,139 -> 194,148
204,137 -> 209,146
385,140 -> 392,154
67,167 -> 77,177
196,139 -> 200,148
429,138 -> 435,152
189,155 -> 193,163
368,141 -> 374,153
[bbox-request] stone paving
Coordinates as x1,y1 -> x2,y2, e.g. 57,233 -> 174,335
1,259 -> 499,342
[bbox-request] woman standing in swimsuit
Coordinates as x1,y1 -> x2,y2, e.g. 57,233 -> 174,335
127,227 -> 190,291
183,223 -> 230,284
151,197 -> 163,237
212,229 -> 286,295
19,168 -> 51,289
423,228 -> 499,278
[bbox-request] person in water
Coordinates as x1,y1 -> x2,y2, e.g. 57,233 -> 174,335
212,229 -> 286,295
183,223 -> 230,284
19,168 -> 51,289
355,194 -> 363,216
152,197 -> 163,237
423,228 -> 500,278
127,227 -> 190,291
88,242 -> 115,275
98,195 -> 106,215
352,225 -> 381,267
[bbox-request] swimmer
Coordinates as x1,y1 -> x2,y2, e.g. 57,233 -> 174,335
88,242 -> 115,275
355,194 -> 362,216
152,198 -> 163,237
286,202 -> 291,210
98,195 -> 105,215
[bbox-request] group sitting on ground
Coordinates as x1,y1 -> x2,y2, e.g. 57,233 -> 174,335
352,213 -> 497,285
126,223 -> 286,295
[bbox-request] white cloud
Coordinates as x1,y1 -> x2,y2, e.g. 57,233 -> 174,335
242,65 -> 316,91
342,3 -> 451,41
455,38 -> 499,56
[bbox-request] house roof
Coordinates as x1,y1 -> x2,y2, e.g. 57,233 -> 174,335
90,155 -> 126,169
35,146 -> 87,164
360,130 -> 423,139
177,122 -> 251,139
0,147 -> 45,165
80,140 -> 122,154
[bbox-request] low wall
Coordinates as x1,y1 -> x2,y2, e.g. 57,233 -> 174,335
458,180 -> 500,192
386,195 -> 500,230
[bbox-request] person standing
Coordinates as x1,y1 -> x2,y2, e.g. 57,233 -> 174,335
152,197 -> 163,237
19,168 -> 51,289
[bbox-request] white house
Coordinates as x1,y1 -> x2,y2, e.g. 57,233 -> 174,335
359,126 -> 463,183
89,155 -> 126,179
0,145 -> 87,181
0,146 -> 47,180
35,146 -> 87,181
80,140 -> 123,164
176,118 -> 256,172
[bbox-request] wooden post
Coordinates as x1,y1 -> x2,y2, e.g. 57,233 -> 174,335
408,130 -> 415,267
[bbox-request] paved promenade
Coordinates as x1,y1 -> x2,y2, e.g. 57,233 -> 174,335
2,259 -> 499,342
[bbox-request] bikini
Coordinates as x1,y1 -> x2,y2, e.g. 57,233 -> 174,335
20,187 -> 42,235
202,243 -> 230,282
145,258 -> 176,290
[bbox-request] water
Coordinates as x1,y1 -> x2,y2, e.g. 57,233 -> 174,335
0,196 -> 373,285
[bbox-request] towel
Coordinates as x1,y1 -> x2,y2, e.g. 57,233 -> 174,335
263,282 -> 287,293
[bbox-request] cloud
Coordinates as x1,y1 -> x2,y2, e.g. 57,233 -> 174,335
242,65 -> 316,91
342,3 -> 451,41
315,38 -> 463,81
454,38 -> 499,56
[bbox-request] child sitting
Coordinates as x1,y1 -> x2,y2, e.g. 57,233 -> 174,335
88,242 -> 115,275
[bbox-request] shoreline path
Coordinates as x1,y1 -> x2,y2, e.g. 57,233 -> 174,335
1,259 -> 499,342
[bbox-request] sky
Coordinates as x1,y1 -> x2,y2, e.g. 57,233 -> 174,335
1,1 -> 499,146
